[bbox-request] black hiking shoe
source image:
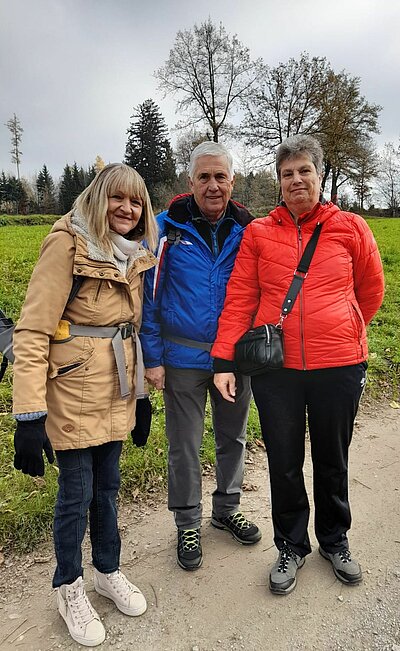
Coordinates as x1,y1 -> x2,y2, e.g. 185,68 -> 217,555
177,528 -> 202,571
319,547 -> 362,584
211,512 -> 262,545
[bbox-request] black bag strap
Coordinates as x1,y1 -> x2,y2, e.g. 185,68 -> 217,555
280,222 -> 322,319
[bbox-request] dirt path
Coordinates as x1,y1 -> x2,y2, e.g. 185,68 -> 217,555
0,402 -> 399,651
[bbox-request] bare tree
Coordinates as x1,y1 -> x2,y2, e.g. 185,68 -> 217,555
317,71 -> 381,201
377,142 -> 400,216
241,53 -> 381,201
242,53 -> 329,161
6,113 -> 23,180
350,139 -> 377,212
155,19 -> 262,142
174,128 -> 210,174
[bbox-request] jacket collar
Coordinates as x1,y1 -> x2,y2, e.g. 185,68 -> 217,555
271,200 -> 340,226
167,194 -> 254,227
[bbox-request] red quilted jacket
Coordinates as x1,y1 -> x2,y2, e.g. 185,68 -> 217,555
211,202 -> 385,370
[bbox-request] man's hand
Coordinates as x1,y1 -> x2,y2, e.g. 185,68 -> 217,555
214,372 -> 236,402
14,416 -> 55,477
145,365 -> 165,390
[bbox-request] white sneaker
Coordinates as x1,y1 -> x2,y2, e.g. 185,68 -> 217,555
94,568 -> 147,616
57,576 -> 106,647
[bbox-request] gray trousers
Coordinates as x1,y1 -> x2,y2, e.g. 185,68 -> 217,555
164,367 -> 252,529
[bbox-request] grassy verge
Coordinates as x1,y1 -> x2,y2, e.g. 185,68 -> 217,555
0,214 -> 60,227
0,217 -> 398,552
364,218 -> 400,399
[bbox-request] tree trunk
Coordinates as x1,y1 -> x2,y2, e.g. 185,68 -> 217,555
330,168 -> 339,204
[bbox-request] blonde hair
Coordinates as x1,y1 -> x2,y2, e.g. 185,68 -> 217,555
72,163 -> 158,253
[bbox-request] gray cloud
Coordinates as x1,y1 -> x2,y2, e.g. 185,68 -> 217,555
1,0 -> 399,180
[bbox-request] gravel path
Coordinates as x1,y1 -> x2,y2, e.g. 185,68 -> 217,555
0,402 -> 399,651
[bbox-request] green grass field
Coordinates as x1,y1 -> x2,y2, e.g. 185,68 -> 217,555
0,216 -> 399,551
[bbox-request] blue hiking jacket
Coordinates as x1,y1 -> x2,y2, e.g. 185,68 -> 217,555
140,195 -> 254,370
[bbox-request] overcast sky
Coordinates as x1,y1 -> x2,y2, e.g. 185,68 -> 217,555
1,0 -> 399,181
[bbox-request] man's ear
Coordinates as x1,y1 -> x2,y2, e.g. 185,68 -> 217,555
230,174 -> 235,189
188,176 -> 194,192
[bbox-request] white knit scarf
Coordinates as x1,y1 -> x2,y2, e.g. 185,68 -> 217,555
71,211 -> 147,275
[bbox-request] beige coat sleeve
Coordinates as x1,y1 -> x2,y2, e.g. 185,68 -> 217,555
13,230 -> 76,415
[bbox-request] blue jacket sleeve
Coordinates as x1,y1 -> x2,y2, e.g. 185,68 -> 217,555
139,212 -> 167,367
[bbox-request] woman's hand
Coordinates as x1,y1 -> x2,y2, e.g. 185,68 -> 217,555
145,365 -> 165,390
214,372 -> 236,402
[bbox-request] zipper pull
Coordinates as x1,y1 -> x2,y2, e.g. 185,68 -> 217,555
297,225 -> 302,242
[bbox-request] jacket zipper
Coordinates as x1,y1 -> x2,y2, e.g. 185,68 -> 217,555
210,229 -> 219,259
297,225 -> 307,370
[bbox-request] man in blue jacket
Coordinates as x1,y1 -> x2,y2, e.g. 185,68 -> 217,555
140,142 -> 261,571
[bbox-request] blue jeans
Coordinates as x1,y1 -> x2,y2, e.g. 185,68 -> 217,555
52,441 -> 122,588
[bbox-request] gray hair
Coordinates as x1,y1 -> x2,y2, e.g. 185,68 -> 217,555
188,141 -> 234,179
276,135 -> 324,178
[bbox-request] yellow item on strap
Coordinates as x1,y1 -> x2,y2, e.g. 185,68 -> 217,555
52,319 -> 72,342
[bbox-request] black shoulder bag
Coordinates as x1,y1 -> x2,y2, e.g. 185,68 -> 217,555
234,222 -> 322,376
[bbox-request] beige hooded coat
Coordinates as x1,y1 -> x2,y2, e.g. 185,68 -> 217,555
12,214 -> 156,450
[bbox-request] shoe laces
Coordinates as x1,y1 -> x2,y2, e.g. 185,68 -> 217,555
226,512 -> 251,531
67,582 -> 98,625
338,549 -> 352,564
104,570 -> 139,597
180,529 -> 200,551
278,545 -> 297,573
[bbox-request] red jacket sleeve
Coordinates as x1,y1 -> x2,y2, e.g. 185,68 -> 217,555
351,216 -> 384,325
212,224 -> 261,361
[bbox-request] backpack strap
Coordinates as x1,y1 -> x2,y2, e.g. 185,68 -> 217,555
66,275 -> 85,304
166,226 -> 181,247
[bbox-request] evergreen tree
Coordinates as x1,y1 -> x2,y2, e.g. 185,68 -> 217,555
124,99 -> 176,201
0,174 -> 28,214
58,163 -> 93,213
58,165 -> 75,213
36,164 -> 56,213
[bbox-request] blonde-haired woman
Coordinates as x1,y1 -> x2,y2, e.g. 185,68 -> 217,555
12,163 -> 157,646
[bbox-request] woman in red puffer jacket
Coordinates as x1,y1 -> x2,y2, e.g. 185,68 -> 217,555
212,134 -> 384,596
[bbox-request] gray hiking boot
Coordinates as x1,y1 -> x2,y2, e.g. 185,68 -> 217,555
319,547 -> 362,584
269,544 -> 305,595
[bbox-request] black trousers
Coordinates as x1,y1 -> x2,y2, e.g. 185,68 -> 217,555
251,363 -> 367,557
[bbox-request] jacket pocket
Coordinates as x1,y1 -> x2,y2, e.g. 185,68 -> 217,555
351,302 -> 365,339
350,302 -> 365,356
48,347 -> 95,379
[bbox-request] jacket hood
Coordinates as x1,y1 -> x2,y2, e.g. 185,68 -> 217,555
167,194 -> 254,228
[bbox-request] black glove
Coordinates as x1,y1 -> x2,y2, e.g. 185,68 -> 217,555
131,397 -> 152,447
14,415 -> 55,477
